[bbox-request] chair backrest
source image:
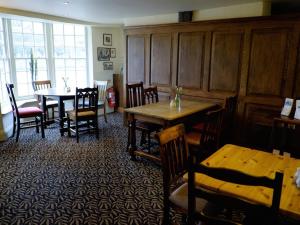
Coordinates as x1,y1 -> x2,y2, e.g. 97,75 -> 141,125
144,86 -> 159,104
75,87 -> 98,115
94,80 -> 108,101
156,124 -> 189,194
200,107 -> 224,151
5,83 -> 19,116
33,80 -> 52,91
187,151 -> 283,225
126,82 -> 145,108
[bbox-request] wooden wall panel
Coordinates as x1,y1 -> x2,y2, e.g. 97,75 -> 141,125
150,33 -> 172,87
247,28 -> 289,97
178,32 -> 205,89
127,35 -> 145,83
124,16 -> 300,148
209,31 -> 243,92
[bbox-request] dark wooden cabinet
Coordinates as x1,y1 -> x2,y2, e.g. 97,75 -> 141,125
124,15 -> 300,147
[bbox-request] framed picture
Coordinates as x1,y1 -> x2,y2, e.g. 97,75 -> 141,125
97,47 -> 110,61
103,62 -> 113,70
103,33 -> 112,46
110,48 -> 116,58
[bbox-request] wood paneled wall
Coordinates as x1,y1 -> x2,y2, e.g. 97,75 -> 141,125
124,15 -> 300,147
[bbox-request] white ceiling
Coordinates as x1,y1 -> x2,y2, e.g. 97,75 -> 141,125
0,0 -> 265,24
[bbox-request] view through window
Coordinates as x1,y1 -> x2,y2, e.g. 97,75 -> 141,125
0,17 -> 88,108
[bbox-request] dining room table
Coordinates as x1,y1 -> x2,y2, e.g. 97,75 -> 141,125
124,100 -> 216,162
34,87 -> 75,136
184,144 -> 300,221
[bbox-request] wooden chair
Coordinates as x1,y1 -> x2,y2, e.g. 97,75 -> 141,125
186,107 -> 224,160
144,86 -> 159,104
94,80 -> 108,123
67,87 -> 99,143
126,82 -> 161,151
156,124 -> 212,225
33,80 -> 58,122
187,150 -> 284,225
6,83 -> 45,142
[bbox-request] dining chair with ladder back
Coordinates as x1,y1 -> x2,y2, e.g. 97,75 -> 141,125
67,87 -> 99,143
186,107 -> 224,161
187,149 -> 284,225
33,80 -> 58,123
6,83 -> 45,142
126,82 -> 161,152
156,124 -> 219,225
94,80 -> 108,123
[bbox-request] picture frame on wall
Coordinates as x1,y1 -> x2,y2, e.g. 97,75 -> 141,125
110,48 -> 116,58
103,62 -> 113,70
97,47 -> 110,61
103,33 -> 112,46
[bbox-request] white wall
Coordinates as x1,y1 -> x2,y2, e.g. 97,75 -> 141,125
91,26 -> 124,84
124,2 -> 271,26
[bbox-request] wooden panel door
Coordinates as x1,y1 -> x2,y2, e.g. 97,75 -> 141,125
178,32 -> 205,89
247,28 -> 290,97
127,35 -> 145,83
150,33 -> 172,87
209,31 -> 243,93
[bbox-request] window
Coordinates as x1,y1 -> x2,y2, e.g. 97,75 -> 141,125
0,21 -> 10,106
11,19 -> 48,97
0,17 -> 89,109
53,23 -> 87,89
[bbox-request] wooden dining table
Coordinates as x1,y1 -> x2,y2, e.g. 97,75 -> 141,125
186,144 -> 300,221
35,88 -> 75,136
124,100 -> 216,162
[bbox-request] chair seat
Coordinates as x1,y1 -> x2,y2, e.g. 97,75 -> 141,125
169,183 -> 208,212
18,107 -> 43,117
186,131 -> 202,145
67,110 -> 96,121
192,122 -> 204,131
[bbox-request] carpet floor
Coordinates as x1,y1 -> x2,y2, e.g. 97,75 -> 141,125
0,113 -> 176,225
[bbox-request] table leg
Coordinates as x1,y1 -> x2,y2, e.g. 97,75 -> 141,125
58,97 -> 65,137
128,114 -> 137,160
41,95 -> 47,126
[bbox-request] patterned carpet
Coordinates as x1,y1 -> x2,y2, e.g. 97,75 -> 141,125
0,113 -> 174,225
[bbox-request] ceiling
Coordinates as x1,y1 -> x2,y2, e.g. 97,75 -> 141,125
0,0 -> 297,25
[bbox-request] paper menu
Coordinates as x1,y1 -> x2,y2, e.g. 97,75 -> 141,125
281,98 -> 293,117
294,100 -> 300,120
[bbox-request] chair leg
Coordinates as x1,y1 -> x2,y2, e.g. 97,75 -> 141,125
35,117 -> 39,133
95,118 -> 99,140
40,114 -> 45,138
16,118 -> 21,142
147,131 -> 151,152
67,117 -> 71,137
52,106 -> 55,119
76,121 -> 79,143
163,201 -> 170,225
104,105 -> 107,123
127,125 -> 131,152
140,130 -> 146,146
12,115 -> 16,137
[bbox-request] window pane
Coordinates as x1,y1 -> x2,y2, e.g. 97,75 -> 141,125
33,22 -> 43,34
64,24 -> 74,35
34,35 -> 44,46
75,25 -> 85,35
75,36 -> 85,47
53,23 -> 63,35
11,20 -> 22,33
23,34 -> 34,46
10,19 -> 48,97
23,21 -> 33,34
64,36 -> 74,47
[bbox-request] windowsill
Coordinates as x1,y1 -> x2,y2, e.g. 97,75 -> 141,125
1,98 -> 38,115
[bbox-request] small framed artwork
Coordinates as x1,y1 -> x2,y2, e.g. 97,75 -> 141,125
103,33 -> 112,46
103,62 -> 113,70
97,47 -> 110,61
110,48 -> 116,58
